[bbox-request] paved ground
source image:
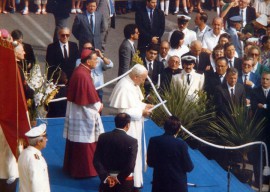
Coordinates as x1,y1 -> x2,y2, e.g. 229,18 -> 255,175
0,7 -> 217,114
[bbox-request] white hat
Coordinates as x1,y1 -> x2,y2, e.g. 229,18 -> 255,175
181,55 -> 196,63
25,124 -> 47,138
256,14 -> 268,27
177,14 -> 191,21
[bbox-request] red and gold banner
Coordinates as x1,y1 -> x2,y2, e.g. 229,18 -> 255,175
0,39 -> 30,158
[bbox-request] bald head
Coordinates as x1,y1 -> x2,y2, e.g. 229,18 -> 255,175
190,40 -> 202,56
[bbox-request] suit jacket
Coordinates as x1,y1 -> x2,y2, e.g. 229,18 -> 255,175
118,39 -> 135,76
251,87 -> 270,120
160,67 -> 182,91
204,71 -> 226,98
135,8 -> 165,53
147,133 -> 194,192
227,57 -> 242,72
182,51 -> 211,74
226,6 -> 256,27
93,129 -> 138,184
46,41 -> 79,81
226,27 -> 243,58
214,83 -> 246,116
72,11 -> 107,51
51,0 -> 71,18
23,42 -> 36,71
238,71 -> 260,98
143,59 -> 165,95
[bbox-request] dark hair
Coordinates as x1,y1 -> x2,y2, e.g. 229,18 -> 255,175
199,12 -> 208,23
164,116 -> 181,135
115,113 -> 131,128
226,67 -> 238,76
170,30 -> 185,49
216,56 -> 228,65
261,36 -> 270,45
224,42 -> 234,51
218,33 -> 231,43
212,44 -> 224,60
86,0 -> 97,5
81,50 -> 97,63
146,43 -> 159,52
124,24 -> 138,39
11,29 -> 23,40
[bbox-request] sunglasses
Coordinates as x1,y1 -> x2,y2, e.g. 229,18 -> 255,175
61,34 -> 70,37
250,53 -> 259,56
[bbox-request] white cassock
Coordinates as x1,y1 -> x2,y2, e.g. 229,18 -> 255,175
18,146 -> 50,192
109,75 -> 147,188
0,126 -> 19,181
172,69 -> 205,100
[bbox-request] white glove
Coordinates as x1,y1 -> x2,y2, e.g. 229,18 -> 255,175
6,176 -> 16,184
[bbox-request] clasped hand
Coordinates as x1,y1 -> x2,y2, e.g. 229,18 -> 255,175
106,176 -> 119,188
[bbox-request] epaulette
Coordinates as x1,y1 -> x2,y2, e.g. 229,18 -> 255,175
34,154 -> 40,160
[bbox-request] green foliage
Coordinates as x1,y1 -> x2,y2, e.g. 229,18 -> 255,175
151,83 -> 215,140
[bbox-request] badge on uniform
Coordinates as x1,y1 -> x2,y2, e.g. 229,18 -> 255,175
34,154 -> 40,160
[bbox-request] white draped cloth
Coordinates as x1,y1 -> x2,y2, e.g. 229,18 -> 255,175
0,126 -> 19,180
63,101 -> 104,143
109,75 -> 147,188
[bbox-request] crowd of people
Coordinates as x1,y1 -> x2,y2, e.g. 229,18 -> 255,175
1,0 -> 270,191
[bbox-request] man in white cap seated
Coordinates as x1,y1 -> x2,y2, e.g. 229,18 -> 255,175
172,55 -> 205,100
168,15 -> 197,47
18,124 -> 50,192
243,14 -> 268,38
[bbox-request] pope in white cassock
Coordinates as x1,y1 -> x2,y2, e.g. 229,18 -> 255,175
109,64 -> 153,190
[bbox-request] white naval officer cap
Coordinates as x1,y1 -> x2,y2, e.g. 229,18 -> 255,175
181,55 -> 196,64
177,14 -> 191,21
25,124 -> 47,138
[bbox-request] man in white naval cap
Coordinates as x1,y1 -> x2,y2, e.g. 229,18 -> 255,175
18,124 -> 50,192
168,14 -> 197,47
172,55 -> 205,100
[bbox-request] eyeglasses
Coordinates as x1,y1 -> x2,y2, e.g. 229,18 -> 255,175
61,34 -> 70,37
250,53 -> 259,56
84,47 -> 95,51
243,63 -> 252,67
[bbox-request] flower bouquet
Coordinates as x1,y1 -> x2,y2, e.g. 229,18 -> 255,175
25,63 -> 60,122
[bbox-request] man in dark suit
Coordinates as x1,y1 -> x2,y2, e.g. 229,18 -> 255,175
118,24 -> 139,76
204,57 -> 228,98
224,43 -> 242,72
238,56 -> 260,100
143,44 -> 164,96
214,67 -> 246,117
160,55 -> 181,91
182,40 -> 211,74
226,0 -> 256,28
46,27 -> 79,81
135,0 -> 165,58
147,116 -> 194,192
93,113 -> 138,192
250,72 -> 270,189
72,0 -> 107,51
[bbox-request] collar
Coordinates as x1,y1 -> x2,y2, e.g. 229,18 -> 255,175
146,7 -> 154,12
87,11 -> 94,16
145,58 -> 153,64
115,128 -> 127,132
59,41 -> 68,47
242,71 -> 250,76
252,62 -> 259,72
28,146 -> 42,155
227,83 -> 235,90
128,39 -> 134,46
159,55 -> 167,61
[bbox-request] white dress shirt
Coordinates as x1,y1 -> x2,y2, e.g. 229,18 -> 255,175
59,41 -> 69,58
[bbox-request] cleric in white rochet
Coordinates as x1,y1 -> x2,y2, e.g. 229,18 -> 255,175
18,124 -> 50,192
109,64 -> 153,190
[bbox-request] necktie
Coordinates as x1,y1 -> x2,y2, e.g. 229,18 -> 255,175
187,74 -> 190,85
162,59 -> 166,67
229,60 -> 233,68
230,88 -> 234,98
63,45 -> 68,59
240,9 -> 244,21
265,90 -> 269,98
90,14 -> 94,33
219,75 -> 223,83
149,62 -> 153,76
244,74 -> 248,83
150,9 -> 153,24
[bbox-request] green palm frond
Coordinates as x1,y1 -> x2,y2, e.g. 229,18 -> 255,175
151,82 -> 215,140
